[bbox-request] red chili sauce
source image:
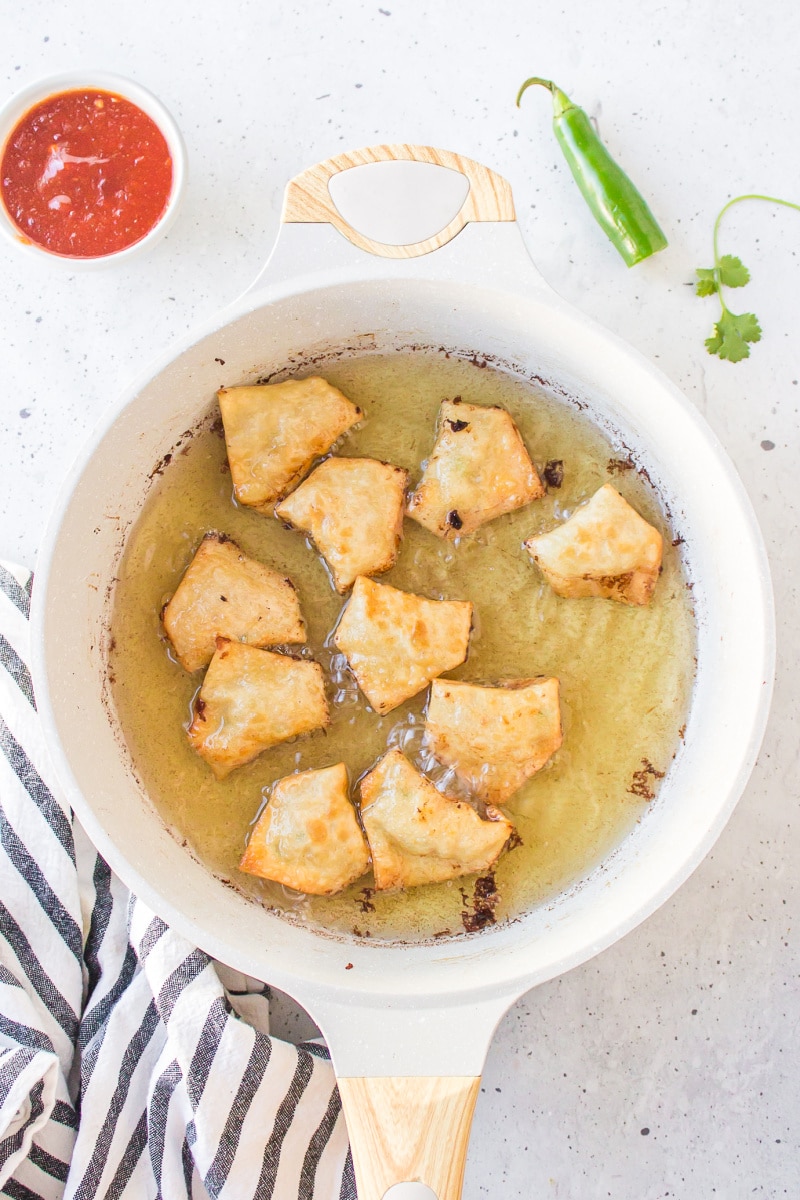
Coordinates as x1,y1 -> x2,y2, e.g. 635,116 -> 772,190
1,89 -> 173,258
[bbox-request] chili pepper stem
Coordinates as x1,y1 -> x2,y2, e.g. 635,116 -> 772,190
516,76 -> 554,100
516,77 -> 573,116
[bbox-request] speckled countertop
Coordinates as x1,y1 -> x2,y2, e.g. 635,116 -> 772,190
2,3 -> 798,1197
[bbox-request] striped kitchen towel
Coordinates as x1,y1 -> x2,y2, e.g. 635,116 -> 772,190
0,562 -> 355,1200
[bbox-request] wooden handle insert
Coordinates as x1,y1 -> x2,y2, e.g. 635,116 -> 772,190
282,143 -> 514,259
337,1075 -> 481,1200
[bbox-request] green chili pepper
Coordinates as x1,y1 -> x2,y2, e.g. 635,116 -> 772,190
516,77 -> 667,267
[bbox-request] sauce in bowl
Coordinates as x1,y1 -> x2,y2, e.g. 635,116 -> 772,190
1,88 -> 173,258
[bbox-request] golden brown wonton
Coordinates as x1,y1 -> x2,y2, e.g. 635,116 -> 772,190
332,576 -> 472,714
276,457 -> 408,592
406,399 -> 544,538
239,763 -> 370,895
217,376 -> 362,512
188,640 -> 329,778
524,483 -> 663,606
359,749 -> 515,890
425,677 -> 562,805
162,534 -> 306,672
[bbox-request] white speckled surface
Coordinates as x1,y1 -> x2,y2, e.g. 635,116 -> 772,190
2,3 -> 797,1196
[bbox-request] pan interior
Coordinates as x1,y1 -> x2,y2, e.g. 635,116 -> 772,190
107,347 -> 696,943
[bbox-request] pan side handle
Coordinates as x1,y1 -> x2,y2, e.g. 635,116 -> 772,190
338,1075 -> 480,1200
243,142 -> 555,296
281,143 -> 515,259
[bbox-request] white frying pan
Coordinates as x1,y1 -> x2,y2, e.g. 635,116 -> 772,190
31,145 -> 774,1200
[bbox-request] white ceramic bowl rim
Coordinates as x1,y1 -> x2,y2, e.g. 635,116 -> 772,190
0,69 -> 187,266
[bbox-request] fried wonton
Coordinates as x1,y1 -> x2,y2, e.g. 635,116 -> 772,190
333,576 -> 472,715
239,763 -> 370,895
188,640 -> 329,778
406,400 -> 544,539
425,677 -> 562,805
359,749 -> 515,890
524,483 -> 663,606
217,376 -> 362,512
162,533 -> 306,672
275,457 -> 408,592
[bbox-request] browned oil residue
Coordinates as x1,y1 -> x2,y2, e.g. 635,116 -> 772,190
607,456 -> 636,474
543,459 -> 564,488
461,873 -> 500,933
628,758 -> 666,800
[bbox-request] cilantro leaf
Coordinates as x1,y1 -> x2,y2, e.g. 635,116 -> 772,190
705,310 -> 762,362
695,268 -> 718,297
717,254 -> 750,288
695,256 -> 750,296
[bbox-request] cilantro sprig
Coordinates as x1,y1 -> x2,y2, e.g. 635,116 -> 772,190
697,193 -> 800,363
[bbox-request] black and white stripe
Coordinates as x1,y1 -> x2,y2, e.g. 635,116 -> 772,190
0,562 -> 355,1199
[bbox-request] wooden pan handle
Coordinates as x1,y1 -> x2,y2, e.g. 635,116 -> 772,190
281,143 -> 515,259
337,1075 -> 481,1199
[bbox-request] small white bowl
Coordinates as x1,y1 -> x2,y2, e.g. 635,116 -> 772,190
0,70 -> 187,267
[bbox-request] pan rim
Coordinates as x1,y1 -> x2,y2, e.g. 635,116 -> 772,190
30,273 -> 776,1007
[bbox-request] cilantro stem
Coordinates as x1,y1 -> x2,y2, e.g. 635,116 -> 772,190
713,193 -> 800,313
698,191 -> 800,360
